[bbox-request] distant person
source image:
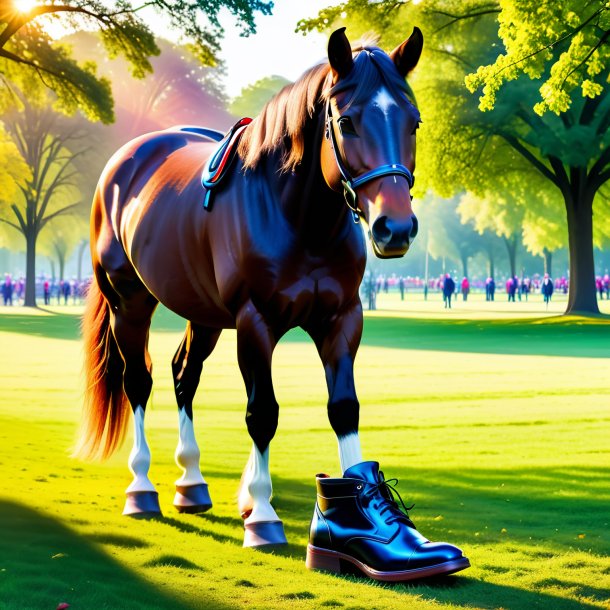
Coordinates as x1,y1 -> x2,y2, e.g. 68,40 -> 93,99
15,277 -> 24,304
485,277 -> 495,301
62,279 -> 71,304
364,272 -> 376,311
522,277 -> 531,301
43,279 -> 51,305
442,273 -> 455,309
2,274 -> 13,305
399,277 -> 405,301
541,273 -> 554,307
461,277 -> 470,301
604,273 -> 610,299
506,277 -> 517,302
596,276 -> 604,300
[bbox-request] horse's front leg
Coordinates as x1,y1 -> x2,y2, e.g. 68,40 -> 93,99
235,302 -> 287,547
308,300 -> 364,472
306,300 -> 469,579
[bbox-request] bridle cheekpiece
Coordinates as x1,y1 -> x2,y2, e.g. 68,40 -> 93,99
324,97 -> 415,224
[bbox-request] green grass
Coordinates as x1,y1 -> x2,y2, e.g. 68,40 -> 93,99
0,294 -> 609,609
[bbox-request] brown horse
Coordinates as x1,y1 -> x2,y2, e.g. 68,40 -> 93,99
77,28 -> 423,547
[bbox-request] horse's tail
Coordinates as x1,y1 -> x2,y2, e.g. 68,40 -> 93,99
73,273 -> 129,460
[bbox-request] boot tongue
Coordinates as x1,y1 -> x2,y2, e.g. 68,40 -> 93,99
343,461 -> 381,484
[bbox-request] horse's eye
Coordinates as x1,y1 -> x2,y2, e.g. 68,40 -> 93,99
338,116 -> 358,137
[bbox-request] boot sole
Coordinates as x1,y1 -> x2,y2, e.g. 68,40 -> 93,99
306,544 -> 470,582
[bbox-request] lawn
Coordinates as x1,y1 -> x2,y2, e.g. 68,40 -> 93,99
0,293 -> 609,610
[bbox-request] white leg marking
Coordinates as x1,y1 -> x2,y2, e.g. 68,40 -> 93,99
175,407 -> 206,486
339,432 -> 363,473
126,405 -> 156,493
240,444 -> 280,524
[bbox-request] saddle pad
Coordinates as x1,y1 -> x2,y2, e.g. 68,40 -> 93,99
201,117 -> 252,209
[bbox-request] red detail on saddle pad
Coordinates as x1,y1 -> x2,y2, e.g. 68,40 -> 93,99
202,117 -> 252,187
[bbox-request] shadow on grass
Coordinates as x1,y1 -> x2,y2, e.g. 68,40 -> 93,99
4,304 -> 609,359
0,310 -> 82,341
0,499 -> 232,610
284,315 -> 610,359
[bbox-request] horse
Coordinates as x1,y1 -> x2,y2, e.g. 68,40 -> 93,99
77,27 -> 424,550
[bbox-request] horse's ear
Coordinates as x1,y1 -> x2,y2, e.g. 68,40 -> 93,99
390,27 -> 423,77
328,27 -> 353,82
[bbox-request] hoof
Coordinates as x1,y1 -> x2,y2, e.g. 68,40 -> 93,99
174,483 -> 213,514
123,491 -> 162,517
243,520 -> 287,547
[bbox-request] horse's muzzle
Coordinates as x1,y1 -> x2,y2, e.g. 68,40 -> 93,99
370,214 -> 418,258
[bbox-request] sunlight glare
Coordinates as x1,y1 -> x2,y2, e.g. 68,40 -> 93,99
14,0 -> 38,13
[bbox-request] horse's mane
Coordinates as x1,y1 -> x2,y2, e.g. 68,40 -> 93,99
237,35 -> 417,173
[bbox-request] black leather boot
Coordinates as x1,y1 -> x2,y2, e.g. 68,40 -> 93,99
306,461 -> 470,581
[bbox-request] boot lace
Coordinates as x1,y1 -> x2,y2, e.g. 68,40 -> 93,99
360,471 -> 415,527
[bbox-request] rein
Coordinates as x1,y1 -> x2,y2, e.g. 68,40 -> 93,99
324,98 -> 414,224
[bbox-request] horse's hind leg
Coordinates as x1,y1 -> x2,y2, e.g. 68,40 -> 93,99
235,303 -> 287,547
171,323 -> 221,513
108,284 -> 160,516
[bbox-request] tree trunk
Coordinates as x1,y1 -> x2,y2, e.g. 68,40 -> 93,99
460,254 -> 469,278
49,259 -> 56,281
543,248 -> 552,277
58,254 -> 65,282
503,236 -> 517,278
77,239 -> 88,281
565,193 -> 599,314
487,249 -> 495,278
24,230 -> 37,307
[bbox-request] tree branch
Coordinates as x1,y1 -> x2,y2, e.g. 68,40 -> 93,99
498,133 -> 561,187
10,203 -> 27,234
0,217 -> 22,233
39,202 -> 83,229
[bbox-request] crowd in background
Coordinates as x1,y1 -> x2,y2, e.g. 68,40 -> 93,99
360,271 -> 610,310
4,270 -> 610,309
2,273 -> 90,306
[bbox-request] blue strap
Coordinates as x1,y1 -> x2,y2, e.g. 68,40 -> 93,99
351,164 -> 414,190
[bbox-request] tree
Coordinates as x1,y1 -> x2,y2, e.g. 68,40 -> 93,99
0,91 -> 91,305
0,0 -> 273,123
415,196 -> 483,278
299,1 -> 610,314
39,214 -> 88,282
229,75 -> 291,118
464,1 -> 610,313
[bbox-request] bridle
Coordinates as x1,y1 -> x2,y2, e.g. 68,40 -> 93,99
324,97 -> 415,224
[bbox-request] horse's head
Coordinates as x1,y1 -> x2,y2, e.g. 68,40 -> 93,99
321,28 -> 423,259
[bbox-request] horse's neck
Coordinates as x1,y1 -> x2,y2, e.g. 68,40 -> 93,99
260,125 -> 348,243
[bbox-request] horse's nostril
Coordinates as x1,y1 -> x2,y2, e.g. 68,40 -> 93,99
410,215 -> 418,239
372,216 -> 392,244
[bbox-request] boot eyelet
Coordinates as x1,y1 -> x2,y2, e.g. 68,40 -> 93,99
356,484 -> 363,490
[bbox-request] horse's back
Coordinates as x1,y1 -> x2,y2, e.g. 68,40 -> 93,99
92,128 -> 235,326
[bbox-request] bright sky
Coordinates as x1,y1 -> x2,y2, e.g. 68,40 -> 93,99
42,0 -> 334,99
217,0 -> 330,98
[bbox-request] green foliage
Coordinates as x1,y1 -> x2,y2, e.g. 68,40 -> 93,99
229,74 -> 291,117
0,127 -> 30,239
464,1 -> 610,116
0,0 -> 272,123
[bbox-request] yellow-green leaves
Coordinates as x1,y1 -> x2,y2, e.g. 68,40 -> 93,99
466,1 -> 610,115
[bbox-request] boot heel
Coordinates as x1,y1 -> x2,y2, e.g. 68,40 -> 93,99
306,544 -> 341,574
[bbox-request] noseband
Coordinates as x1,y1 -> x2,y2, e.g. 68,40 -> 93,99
324,98 -> 414,224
